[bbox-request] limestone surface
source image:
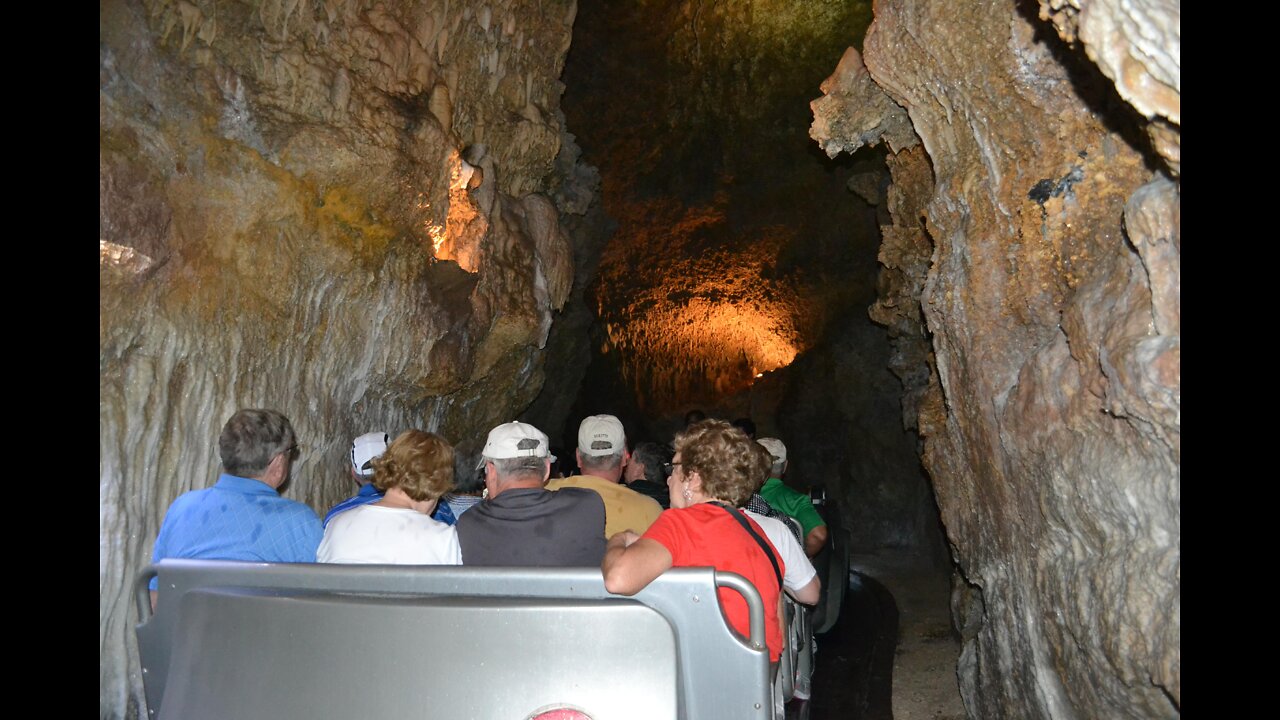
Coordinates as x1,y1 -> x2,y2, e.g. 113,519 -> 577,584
811,0 -> 1179,716
100,1 -> 591,716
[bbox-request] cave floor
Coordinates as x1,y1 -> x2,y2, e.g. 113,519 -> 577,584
802,550 -> 965,719
850,550 -> 965,720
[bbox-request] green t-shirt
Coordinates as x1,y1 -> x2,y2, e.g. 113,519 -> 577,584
758,477 -> 826,536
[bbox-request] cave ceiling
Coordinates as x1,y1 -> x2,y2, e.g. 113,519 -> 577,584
563,0 -> 879,414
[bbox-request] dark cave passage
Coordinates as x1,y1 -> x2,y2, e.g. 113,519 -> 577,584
543,4 -> 956,712
550,0 -> 946,562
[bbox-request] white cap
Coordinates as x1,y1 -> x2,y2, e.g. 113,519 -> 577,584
578,414 -> 626,457
351,431 -> 390,477
478,421 -> 555,468
757,437 -> 787,464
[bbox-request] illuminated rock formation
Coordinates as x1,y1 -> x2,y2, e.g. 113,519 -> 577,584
100,0 -> 590,715
563,0 -> 879,416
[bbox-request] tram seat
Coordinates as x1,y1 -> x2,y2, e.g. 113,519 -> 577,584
135,560 -> 775,720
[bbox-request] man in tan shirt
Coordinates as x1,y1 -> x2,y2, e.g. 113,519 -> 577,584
547,414 -> 663,538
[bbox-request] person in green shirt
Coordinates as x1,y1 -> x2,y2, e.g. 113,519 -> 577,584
756,437 -> 828,557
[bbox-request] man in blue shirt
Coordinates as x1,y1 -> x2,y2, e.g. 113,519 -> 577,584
323,431 -> 390,526
324,430 -> 457,527
150,409 -> 323,604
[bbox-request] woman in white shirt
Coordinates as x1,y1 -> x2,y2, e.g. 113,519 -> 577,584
318,429 -> 462,565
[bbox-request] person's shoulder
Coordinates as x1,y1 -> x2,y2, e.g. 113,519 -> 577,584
551,475 -> 605,490
555,486 -> 606,510
321,506 -> 355,533
652,505 -> 699,527
275,496 -> 322,524
167,487 -> 204,505
331,502 -> 375,522
326,491 -> 361,509
626,487 -> 663,511
412,512 -> 457,537
743,508 -> 776,529
553,484 -> 595,498
165,486 -> 215,512
775,480 -> 807,498
745,511 -> 797,545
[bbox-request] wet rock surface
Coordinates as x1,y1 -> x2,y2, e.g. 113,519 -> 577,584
100,0 -> 594,715
811,0 -> 1179,717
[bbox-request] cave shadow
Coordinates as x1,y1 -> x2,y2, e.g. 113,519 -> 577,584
1012,0 -> 1168,176
807,570 -> 898,720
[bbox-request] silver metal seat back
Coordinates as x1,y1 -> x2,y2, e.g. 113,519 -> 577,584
136,561 -> 774,720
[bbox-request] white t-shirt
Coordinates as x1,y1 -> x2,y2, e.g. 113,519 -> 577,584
317,504 -> 462,565
744,509 -> 817,594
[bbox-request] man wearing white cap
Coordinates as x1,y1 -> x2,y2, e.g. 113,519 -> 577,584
323,431 -> 391,527
547,414 -> 663,538
757,437 -> 828,557
325,431 -> 456,528
456,421 -> 606,566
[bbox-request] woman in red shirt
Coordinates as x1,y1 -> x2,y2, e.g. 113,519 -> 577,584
601,419 -> 785,661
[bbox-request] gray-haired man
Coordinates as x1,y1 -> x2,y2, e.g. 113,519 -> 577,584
548,414 -> 663,538
149,408 -> 322,605
456,421 -> 606,566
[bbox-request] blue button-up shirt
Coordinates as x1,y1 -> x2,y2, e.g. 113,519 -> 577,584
150,473 -> 322,588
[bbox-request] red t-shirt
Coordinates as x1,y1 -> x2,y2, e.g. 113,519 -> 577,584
641,503 -> 785,661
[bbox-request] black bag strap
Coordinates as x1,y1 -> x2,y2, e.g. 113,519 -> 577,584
711,502 -> 783,590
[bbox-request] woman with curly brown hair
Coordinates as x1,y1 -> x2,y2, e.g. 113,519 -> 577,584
318,429 -> 461,565
601,419 -> 785,662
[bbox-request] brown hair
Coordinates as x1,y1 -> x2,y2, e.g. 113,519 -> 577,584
747,439 -> 773,493
673,419 -> 759,507
371,430 -> 455,501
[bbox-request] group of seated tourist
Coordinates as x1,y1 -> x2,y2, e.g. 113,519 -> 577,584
149,407 -> 826,673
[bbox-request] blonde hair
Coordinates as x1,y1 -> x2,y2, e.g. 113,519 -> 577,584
371,430 -> 455,501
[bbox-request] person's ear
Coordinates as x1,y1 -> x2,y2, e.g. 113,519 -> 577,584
265,452 -> 287,485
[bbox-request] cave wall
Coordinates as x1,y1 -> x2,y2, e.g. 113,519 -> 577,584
775,309 -> 945,555
811,0 -> 1179,717
99,1 -> 593,716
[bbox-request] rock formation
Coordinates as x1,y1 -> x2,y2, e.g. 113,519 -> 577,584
811,0 -> 1179,716
100,0 -> 594,715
